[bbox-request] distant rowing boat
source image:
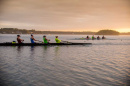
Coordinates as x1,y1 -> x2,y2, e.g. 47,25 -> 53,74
0,43 -> 92,46
74,38 -> 105,40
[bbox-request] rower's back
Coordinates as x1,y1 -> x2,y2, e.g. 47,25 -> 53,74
17,35 -> 22,43
55,36 -> 61,43
43,36 -> 48,43
30,35 -> 35,43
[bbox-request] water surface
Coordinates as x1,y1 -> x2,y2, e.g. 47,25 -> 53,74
0,34 -> 130,86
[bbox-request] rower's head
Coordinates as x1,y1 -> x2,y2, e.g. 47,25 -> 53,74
43,35 -> 46,38
31,34 -> 33,37
17,35 -> 20,37
55,36 -> 58,38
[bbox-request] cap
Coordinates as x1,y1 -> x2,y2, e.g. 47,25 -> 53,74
43,35 -> 46,37
31,34 -> 33,36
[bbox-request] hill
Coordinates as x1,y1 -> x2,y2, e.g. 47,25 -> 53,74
95,30 -> 120,35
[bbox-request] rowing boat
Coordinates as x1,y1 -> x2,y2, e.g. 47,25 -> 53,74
0,43 -> 92,46
74,38 -> 105,40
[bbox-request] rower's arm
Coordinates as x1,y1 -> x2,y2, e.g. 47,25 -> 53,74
45,38 -> 50,41
32,38 -> 37,41
35,39 -> 39,41
20,39 -> 24,41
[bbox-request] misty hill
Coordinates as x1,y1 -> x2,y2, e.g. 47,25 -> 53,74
0,28 -> 130,35
95,30 -> 120,35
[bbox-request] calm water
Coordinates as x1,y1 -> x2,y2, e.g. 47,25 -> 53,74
0,34 -> 130,86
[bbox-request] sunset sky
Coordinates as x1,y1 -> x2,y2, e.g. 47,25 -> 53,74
0,0 -> 130,32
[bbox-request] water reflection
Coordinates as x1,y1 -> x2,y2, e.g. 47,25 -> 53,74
55,46 -> 60,57
43,46 -> 48,50
42,46 -> 48,55
16,46 -> 23,57
30,46 -> 35,54
17,46 -> 21,52
31,46 -> 35,51
29,46 -> 36,61
0,44 -> 130,86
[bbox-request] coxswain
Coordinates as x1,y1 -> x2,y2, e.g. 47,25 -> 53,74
43,35 -> 50,43
55,36 -> 61,43
17,35 -> 24,43
30,34 -> 38,43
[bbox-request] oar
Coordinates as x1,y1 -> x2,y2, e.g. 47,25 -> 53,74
37,41 -> 43,43
38,41 -> 43,42
61,40 -> 72,43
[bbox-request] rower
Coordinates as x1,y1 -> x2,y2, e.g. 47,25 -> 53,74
30,34 -> 38,43
97,36 -> 100,40
17,35 -> 24,43
86,36 -> 89,40
43,35 -> 50,43
55,36 -> 61,43
102,35 -> 105,39
92,35 -> 95,40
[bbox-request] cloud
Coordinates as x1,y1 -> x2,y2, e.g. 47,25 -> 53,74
0,0 -> 130,31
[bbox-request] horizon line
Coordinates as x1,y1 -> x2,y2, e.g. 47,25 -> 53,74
0,28 -> 130,33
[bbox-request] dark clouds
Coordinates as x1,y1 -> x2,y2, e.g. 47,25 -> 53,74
0,0 -> 130,31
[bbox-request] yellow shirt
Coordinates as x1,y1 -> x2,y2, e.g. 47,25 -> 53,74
55,38 -> 61,43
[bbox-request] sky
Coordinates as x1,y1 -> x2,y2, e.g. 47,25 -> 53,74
0,0 -> 130,32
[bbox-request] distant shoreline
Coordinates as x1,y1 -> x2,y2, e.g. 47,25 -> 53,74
0,33 -> 130,36
0,28 -> 130,35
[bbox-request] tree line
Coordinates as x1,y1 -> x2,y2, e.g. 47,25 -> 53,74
0,28 -> 95,35
0,28 -> 130,35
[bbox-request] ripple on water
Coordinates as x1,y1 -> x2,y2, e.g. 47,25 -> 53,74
0,44 -> 130,86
